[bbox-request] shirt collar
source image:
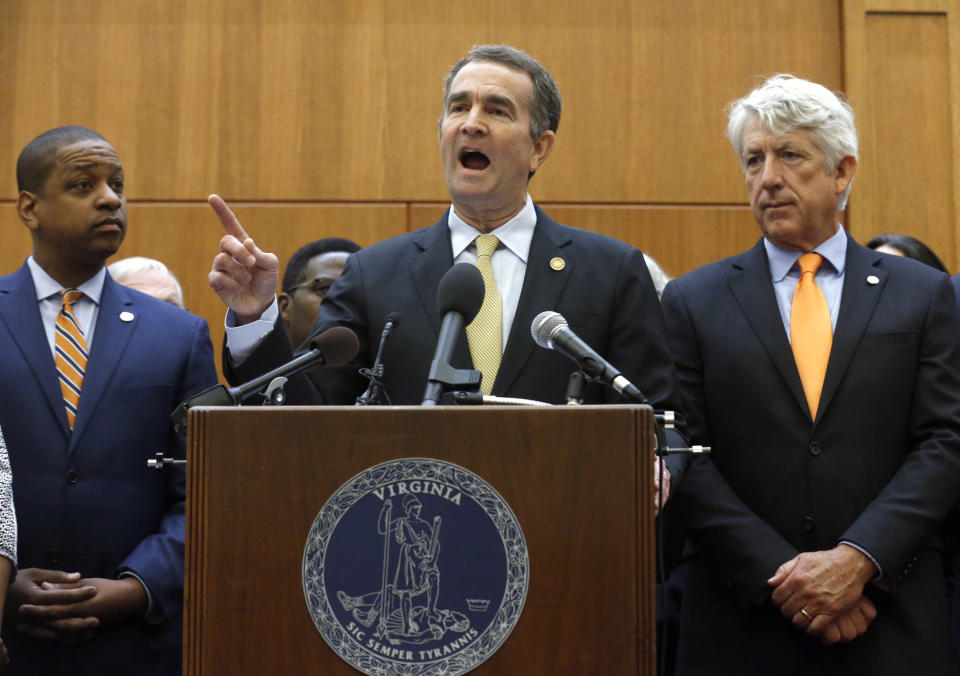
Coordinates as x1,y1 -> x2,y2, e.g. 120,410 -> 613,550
27,255 -> 106,305
764,225 -> 847,282
448,194 -> 537,262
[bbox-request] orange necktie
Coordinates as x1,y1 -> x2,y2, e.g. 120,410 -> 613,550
791,253 -> 832,418
55,288 -> 88,429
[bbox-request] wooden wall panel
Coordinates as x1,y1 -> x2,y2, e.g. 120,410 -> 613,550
7,0 -> 955,372
843,0 -> 960,273
409,203 -> 758,281
864,13 -> 953,267
0,0 -> 841,204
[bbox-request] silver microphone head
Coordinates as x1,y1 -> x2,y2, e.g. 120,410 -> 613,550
531,310 -> 567,349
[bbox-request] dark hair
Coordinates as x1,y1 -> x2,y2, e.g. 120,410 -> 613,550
17,126 -> 109,193
281,238 -> 362,292
441,44 -> 562,139
865,234 -> 947,273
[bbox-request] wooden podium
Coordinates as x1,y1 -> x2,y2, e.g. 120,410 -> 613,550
184,405 -> 657,675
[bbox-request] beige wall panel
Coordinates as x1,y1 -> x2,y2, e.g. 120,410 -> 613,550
1,0 -> 841,204
0,201 -> 407,376
856,12 -> 955,270
409,203 -> 758,279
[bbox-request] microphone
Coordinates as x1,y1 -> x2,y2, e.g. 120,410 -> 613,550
356,312 -> 401,405
170,326 -> 360,433
531,310 -> 648,404
422,264 -> 485,405
382,312 -> 401,339
307,325 -> 362,364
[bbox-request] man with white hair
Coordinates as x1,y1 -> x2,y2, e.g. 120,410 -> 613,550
661,75 -> 960,673
107,256 -> 185,309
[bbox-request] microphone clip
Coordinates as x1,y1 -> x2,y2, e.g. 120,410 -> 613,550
356,365 -> 388,406
423,362 -> 482,404
564,370 -> 587,405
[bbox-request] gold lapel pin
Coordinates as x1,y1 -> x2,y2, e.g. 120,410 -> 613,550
549,257 -> 565,271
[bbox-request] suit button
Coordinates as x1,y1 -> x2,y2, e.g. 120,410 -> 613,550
808,442 -> 822,456
49,548 -> 61,565
65,470 -> 79,484
802,516 -> 815,531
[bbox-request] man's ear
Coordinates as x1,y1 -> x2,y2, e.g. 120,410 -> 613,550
834,155 -> 857,196
17,191 -> 40,231
278,293 -> 291,322
528,130 -> 556,174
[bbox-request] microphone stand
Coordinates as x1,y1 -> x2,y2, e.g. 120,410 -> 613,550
355,365 -> 387,406
558,370 -> 712,458
565,370 -> 586,404
356,322 -> 394,406
170,348 -> 325,434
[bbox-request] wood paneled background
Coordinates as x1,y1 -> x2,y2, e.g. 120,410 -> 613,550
1,0 -> 957,365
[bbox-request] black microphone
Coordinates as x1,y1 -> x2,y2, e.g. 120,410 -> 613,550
170,326 -> 360,433
531,310 -> 648,404
381,312 -> 401,340
422,264 -> 485,405
356,312 -> 401,405
232,325 -> 359,401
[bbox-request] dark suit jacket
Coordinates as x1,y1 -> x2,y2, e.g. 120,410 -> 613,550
228,205 -> 678,410
0,264 -> 217,676
662,238 -> 960,675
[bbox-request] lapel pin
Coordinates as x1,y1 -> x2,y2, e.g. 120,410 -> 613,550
866,275 -> 879,286
119,311 -> 135,322
549,257 -> 565,271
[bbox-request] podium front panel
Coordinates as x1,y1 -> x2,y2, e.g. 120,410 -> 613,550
185,405 -> 655,675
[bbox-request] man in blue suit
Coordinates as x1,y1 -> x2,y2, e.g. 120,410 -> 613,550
662,76 -> 960,674
0,126 -> 217,674
206,45 -> 678,416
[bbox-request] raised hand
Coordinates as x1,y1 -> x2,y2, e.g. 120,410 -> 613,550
207,194 -> 279,323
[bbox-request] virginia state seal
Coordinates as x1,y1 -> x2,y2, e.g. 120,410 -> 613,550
303,458 -> 529,675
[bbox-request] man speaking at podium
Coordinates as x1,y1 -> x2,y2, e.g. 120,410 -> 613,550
661,76 -> 960,674
208,45 -> 678,414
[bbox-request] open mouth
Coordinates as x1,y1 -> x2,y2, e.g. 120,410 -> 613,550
459,149 -> 490,171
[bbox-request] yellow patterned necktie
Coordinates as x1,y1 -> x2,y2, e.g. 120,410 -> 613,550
465,234 -> 503,394
790,253 -> 832,418
55,288 -> 88,429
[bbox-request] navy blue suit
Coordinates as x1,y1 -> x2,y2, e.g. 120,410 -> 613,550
663,239 -> 960,675
0,264 -> 217,675
228,205 -> 678,410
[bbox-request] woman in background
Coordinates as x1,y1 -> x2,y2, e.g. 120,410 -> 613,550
865,233 -> 948,273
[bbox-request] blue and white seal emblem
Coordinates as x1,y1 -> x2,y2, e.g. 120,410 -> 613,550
303,457 -> 529,675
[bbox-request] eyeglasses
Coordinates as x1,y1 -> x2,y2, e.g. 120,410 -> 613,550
287,278 -> 336,297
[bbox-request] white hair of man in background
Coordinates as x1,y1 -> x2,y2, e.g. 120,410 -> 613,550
108,256 -> 185,309
643,253 -> 671,299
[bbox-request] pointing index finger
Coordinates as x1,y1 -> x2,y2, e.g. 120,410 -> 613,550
208,194 -> 249,242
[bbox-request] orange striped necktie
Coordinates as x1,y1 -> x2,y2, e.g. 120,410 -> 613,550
790,253 -> 832,418
55,288 -> 88,429
465,234 -> 503,394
